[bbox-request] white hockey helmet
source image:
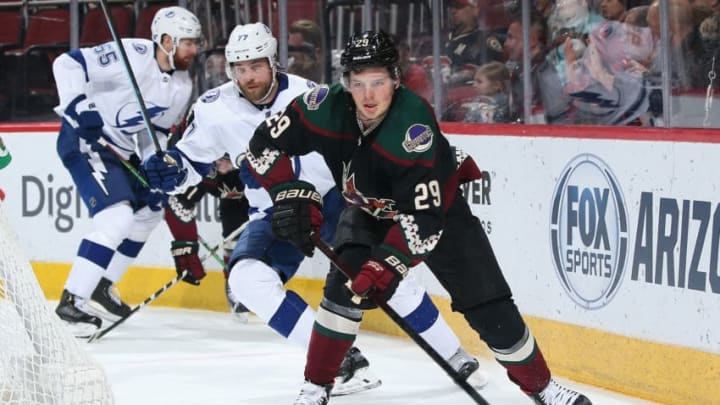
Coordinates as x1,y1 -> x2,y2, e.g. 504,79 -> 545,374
224,22 -> 278,81
151,6 -> 202,69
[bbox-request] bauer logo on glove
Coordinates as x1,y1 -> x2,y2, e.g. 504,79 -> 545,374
171,240 -> 206,286
269,180 -> 323,257
274,188 -> 322,203
171,245 -> 194,256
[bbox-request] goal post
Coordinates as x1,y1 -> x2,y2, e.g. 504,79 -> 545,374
0,204 -> 115,405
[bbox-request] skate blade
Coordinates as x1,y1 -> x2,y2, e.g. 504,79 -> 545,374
465,368 -> 490,389
85,301 -> 122,323
331,368 -> 382,396
61,320 -> 101,339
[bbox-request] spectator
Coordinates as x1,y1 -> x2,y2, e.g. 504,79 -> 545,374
599,0 -> 628,20
507,0 -> 555,19
693,0 -> 720,13
536,0 -> 556,18
623,5 -> 650,27
647,0 -> 707,89
546,0 -> 603,84
563,19 -> 654,125
699,12 -> 720,88
288,19 -> 323,83
464,61 -> 515,122
503,14 -> 574,123
444,0 -> 504,87
397,40 -> 433,102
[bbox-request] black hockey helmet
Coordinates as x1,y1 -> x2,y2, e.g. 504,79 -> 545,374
340,30 -> 400,78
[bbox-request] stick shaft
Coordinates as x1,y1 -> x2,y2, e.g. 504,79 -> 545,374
198,220 -> 250,266
87,270 -> 187,342
97,138 -> 149,188
97,0 -> 163,154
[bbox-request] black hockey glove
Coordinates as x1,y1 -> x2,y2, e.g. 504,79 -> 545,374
269,181 -> 323,257
171,240 -> 206,286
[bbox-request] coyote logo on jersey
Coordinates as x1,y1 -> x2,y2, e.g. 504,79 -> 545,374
342,163 -> 397,219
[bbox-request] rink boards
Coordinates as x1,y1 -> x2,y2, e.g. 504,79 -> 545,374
1,122 -> 719,405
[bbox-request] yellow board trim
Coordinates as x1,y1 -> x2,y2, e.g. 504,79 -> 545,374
34,263 -> 719,405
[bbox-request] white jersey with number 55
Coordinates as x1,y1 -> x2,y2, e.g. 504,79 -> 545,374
53,38 -> 193,160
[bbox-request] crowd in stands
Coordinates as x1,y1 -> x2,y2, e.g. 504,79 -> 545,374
434,0 -> 720,125
1,0 -> 718,126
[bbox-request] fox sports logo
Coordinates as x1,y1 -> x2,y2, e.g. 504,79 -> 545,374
550,154 -> 628,309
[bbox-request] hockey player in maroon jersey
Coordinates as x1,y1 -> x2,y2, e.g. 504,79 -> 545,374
246,31 -> 593,405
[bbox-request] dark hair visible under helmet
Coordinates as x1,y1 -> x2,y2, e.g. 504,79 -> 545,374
340,30 -> 400,79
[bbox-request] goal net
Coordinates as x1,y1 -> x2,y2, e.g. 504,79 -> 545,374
0,204 -> 114,405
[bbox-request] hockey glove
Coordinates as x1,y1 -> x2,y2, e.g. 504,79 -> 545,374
139,188 -> 166,212
76,110 -> 104,144
143,149 -> 188,193
171,240 -> 205,286
350,248 -> 409,301
269,180 -> 323,257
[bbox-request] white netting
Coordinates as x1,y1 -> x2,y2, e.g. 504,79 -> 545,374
0,204 -> 114,405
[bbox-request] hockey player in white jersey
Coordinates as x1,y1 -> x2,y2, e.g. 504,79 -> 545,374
144,22 -> 489,396
53,6 -> 202,335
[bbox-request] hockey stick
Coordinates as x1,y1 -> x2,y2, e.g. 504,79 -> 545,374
97,0 -> 175,163
311,235 -> 490,405
86,270 -> 188,343
198,234 -> 228,270
87,221 -> 248,342
197,220 -> 250,269
97,138 -> 149,188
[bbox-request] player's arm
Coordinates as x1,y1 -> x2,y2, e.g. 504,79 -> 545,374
246,99 -> 323,256
52,50 -> 93,119
142,104 -> 216,194
246,100 -> 316,189
380,143 -> 482,265
165,184 -> 208,286
52,48 -> 111,150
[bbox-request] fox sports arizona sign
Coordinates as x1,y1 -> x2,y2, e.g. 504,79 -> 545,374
550,154 -> 628,309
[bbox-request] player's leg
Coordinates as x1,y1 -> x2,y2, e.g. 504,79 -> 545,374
227,218 -> 311,344
229,214 -> 380,397
387,271 -> 490,389
294,206 -> 395,403
228,186 -> 337,336
219,196 -> 250,318
91,204 -> 164,321
55,121 -> 136,334
425,193 -> 591,405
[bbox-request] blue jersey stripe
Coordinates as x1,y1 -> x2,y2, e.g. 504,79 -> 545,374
67,49 -> 89,83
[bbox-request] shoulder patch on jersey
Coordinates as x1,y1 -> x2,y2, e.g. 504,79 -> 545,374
303,85 -> 330,110
402,124 -> 434,153
200,89 -> 221,103
132,42 -> 148,54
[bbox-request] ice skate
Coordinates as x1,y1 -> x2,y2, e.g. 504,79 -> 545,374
293,380 -> 332,405
448,347 -> 490,388
225,278 -> 249,324
55,289 -> 102,338
331,346 -> 382,396
89,277 -> 132,321
530,378 -> 593,405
